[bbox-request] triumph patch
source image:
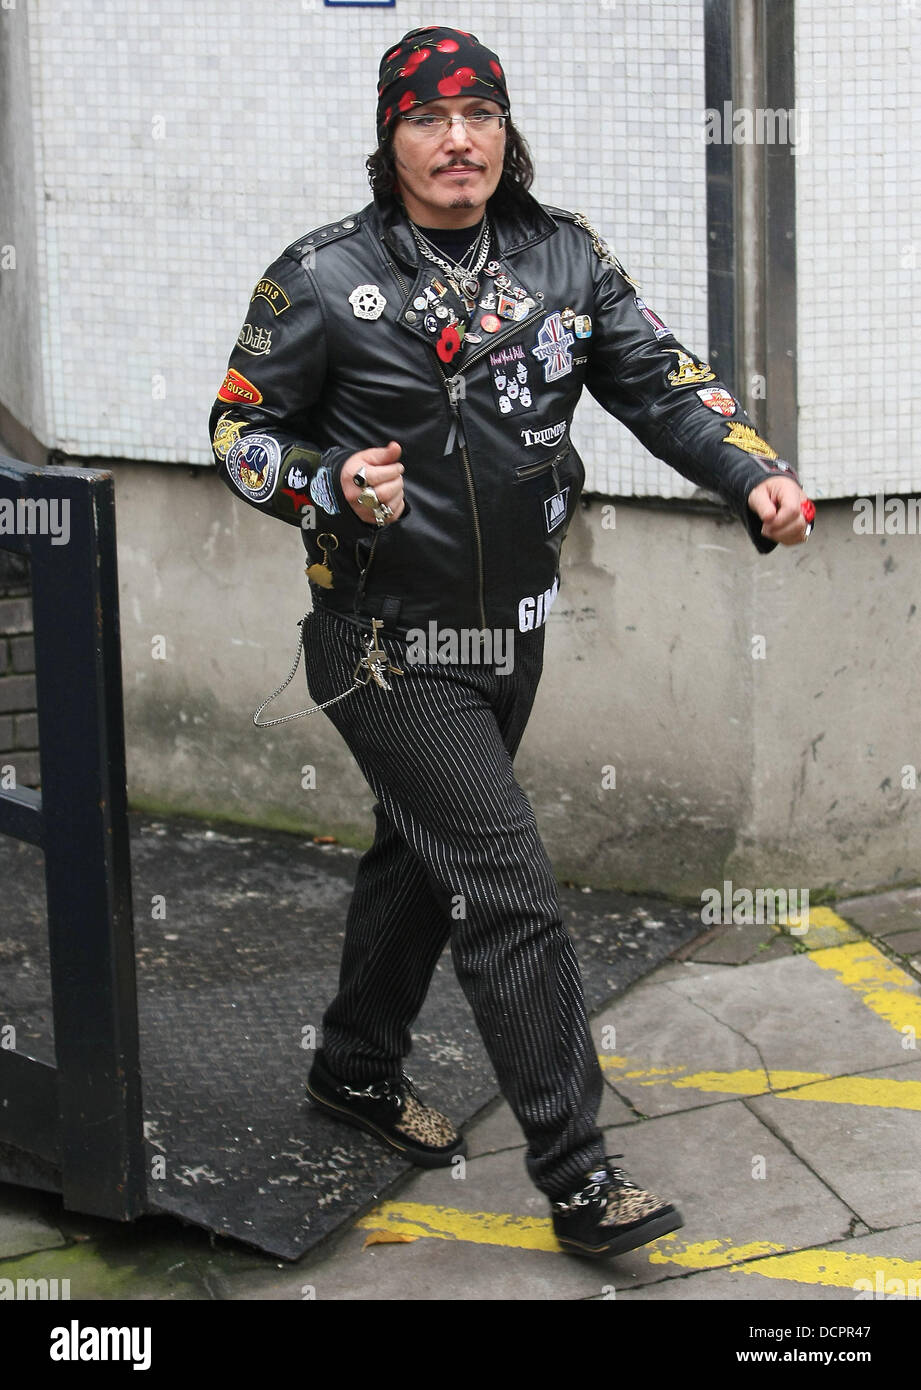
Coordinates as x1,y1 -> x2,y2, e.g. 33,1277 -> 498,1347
250,279 -> 291,316
545,488 -> 570,533
218,368 -> 263,405
226,434 -> 281,502
531,311 -> 574,383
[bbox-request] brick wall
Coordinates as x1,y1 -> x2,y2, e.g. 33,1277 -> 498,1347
0,552 -> 39,790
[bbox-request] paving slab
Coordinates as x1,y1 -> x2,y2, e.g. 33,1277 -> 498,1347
836,888 -> 921,939
688,921 -> 789,965
652,951 -> 912,1077
749,1060 -> 921,1230
593,976 -> 772,1117
883,929 -> 921,958
595,1101 -> 854,1289
639,959 -> 736,986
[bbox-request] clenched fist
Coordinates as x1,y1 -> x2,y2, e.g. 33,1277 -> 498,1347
748,475 -> 813,545
341,440 -> 405,524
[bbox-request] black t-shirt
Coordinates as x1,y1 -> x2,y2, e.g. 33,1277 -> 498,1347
415,219 -> 483,264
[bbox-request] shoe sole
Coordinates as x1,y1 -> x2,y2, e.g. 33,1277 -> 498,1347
555,1207 -> 685,1259
305,1078 -> 468,1170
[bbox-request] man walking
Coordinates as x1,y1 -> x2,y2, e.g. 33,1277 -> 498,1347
209,25 -> 812,1258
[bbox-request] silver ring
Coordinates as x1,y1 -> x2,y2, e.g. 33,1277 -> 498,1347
353,467 -> 367,489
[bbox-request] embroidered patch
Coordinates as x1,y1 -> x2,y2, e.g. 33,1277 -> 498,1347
545,488 -> 570,533
217,368 -> 263,405
250,279 -> 291,316
531,312 -> 574,383
664,349 -> 716,388
521,420 -> 567,448
490,344 -> 534,416
697,386 -> 736,416
635,296 -> 671,339
309,465 -> 339,514
226,434 -> 281,502
236,322 -> 273,356
722,422 -> 778,460
212,413 -> 248,461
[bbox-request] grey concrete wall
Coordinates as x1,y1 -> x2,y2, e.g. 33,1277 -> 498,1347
114,464 -> 920,900
0,4 -> 45,446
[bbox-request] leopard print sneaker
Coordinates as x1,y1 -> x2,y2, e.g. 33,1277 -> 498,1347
551,1155 -> 684,1258
306,1050 -> 467,1169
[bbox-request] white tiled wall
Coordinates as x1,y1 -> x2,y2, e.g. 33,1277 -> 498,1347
5,1 -> 915,496
795,1 -> 920,495
12,0 -> 710,498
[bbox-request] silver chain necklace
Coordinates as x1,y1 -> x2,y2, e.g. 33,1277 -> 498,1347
409,217 -> 492,302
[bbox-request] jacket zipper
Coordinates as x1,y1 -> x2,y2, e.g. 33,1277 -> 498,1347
443,374 -> 487,629
440,305 -> 547,629
514,447 -> 568,487
385,240 -> 545,632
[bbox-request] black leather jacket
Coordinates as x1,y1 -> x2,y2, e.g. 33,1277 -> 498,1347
209,189 -> 798,636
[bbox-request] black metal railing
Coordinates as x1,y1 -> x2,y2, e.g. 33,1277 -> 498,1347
0,452 -> 146,1219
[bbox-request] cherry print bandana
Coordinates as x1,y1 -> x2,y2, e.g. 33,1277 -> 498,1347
376,26 -> 510,144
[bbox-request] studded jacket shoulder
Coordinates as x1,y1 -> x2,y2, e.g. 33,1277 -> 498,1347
208,190 -> 799,636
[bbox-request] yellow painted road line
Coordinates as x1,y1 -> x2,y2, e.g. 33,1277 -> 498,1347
357,1201 -> 560,1252
774,1074 -> 921,1109
771,905 -> 863,945
600,1056 -> 921,1109
734,1249 -> 921,1291
798,906 -> 855,930
652,1239 -> 921,1291
356,1203 -> 921,1292
809,940 -> 921,1036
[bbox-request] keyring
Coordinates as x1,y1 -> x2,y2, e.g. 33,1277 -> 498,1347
358,485 -> 393,525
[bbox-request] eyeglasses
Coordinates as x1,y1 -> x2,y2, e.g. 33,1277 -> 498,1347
400,112 -> 509,139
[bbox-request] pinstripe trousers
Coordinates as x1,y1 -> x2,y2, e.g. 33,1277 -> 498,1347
302,601 -> 606,1198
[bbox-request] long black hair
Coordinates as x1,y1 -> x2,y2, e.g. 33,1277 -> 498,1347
366,115 -> 535,214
